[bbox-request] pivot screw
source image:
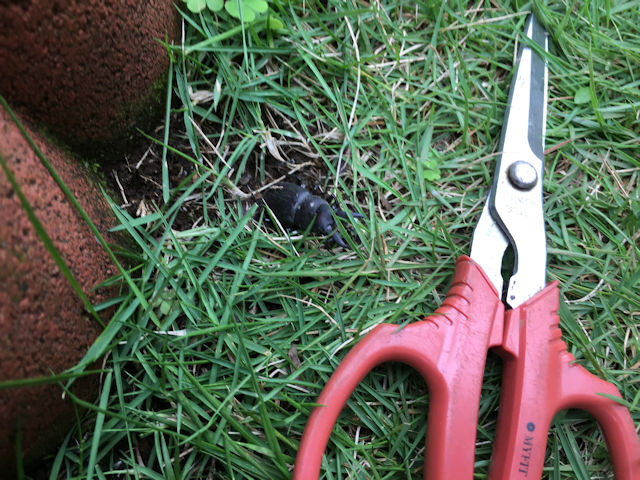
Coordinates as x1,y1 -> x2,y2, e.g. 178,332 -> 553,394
507,161 -> 538,191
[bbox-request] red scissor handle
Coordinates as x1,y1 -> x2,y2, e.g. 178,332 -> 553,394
492,282 -> 640,479
293,256 -> 504,479
293,257 -> 640,478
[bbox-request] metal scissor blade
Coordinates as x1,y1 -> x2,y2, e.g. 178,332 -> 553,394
470,194 -> 509,296
472,15 -> 548,308
500,15 -> 548,160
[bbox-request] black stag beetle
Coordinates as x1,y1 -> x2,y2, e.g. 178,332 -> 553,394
262,182 -> 360,248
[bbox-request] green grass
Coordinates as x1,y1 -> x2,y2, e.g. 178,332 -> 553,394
29,0 -> 640,478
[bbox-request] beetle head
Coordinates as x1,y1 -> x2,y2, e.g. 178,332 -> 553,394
314,204 -> 348,248
313,204 -> 336,236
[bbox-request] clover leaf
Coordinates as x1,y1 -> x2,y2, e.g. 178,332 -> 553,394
183,0 -> 222,12
184,0 -> 206,12
183,0 -> 276,26
207,0 -> 224,11
225,0 -> 268,22
574,86 -> 591,105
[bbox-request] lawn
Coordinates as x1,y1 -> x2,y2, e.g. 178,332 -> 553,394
45,0 -> 640,478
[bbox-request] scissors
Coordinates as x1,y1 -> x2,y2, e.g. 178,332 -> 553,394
293,15 -> 640,480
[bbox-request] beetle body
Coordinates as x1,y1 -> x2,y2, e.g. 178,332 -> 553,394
263,182 -> 348,248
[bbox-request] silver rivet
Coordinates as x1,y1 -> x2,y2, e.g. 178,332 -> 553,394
507,161 -> 538,191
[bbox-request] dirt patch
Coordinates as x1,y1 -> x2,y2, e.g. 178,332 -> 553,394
105,115 -> 336,232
